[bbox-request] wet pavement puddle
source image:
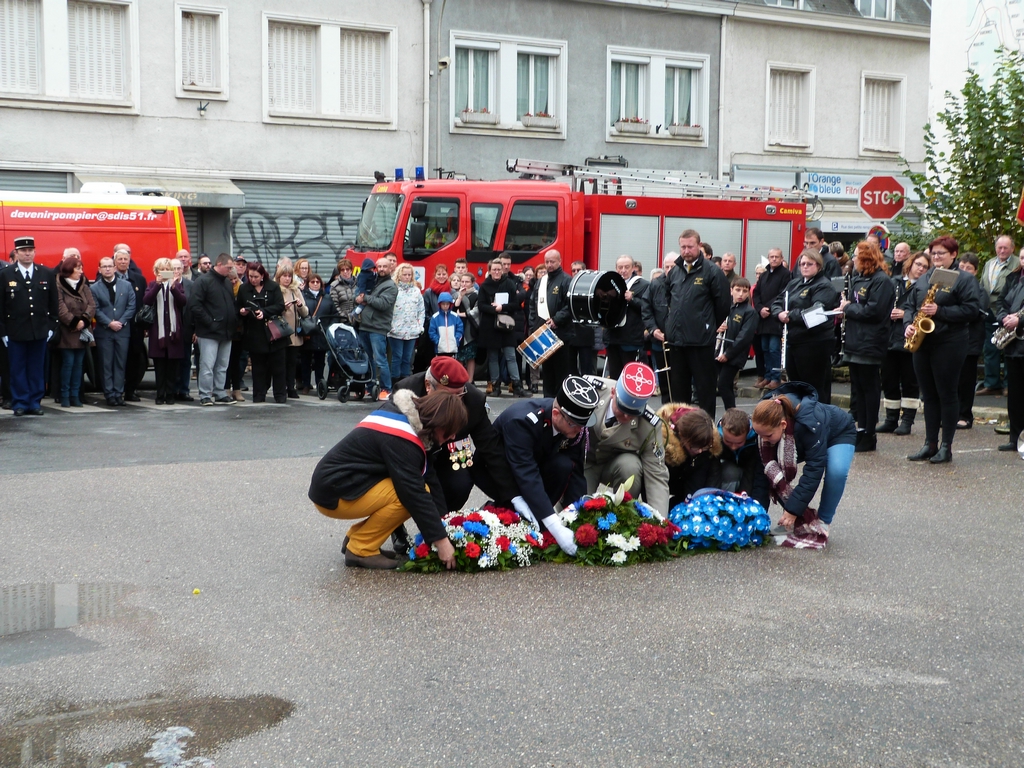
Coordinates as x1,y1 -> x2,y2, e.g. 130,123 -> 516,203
1,583 -> 135,638
0,695 -> 293,767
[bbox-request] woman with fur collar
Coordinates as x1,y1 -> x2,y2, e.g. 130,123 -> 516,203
658,402 -> 722,509
309,388 -> 468,570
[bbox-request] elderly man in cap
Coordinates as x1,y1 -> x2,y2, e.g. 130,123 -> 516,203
493,375 -> 602,555
0,236 -> 59,415
584,362 -> 670,515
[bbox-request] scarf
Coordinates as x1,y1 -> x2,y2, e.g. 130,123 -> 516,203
428,277 -> 449,296
155,283 -> 178,341
66,277 -> 80,290
758,422 -> 797,504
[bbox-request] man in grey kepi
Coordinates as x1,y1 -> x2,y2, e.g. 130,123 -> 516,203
188,254 -> 238,405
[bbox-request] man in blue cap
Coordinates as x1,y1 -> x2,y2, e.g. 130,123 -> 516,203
583,361 -> 670,516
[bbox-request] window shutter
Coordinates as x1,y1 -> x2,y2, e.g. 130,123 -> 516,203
340,29 -> 384,118
0,0 -> 41,94
770,70 -> 804,145
864,79 -> 895,151
268,22 -> 315,113
68,1 -> 127,101
182,11 -> 217,89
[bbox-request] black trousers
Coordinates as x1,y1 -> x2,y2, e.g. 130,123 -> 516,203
285,345 -> 300,390
606,344 -> 642,381
753,333 -> 766,379
125,328 -> 148,395
434,458 -> 515,512
669,344 -> 716,417
569,345 -> 595,377
957,354 -> 980,422
152,357 -> 176,400
250,347 -> 287,402
0,341 -> 10,403
881,349 -> 919,406
788,342 -> 833,404
848,362 -> 881,434
913,340 -> 967,445
716,362 -> 742,411
541,344 -> 571,398
651,344 -> 671,404
1006,355 -> 1024,442
227,340 -> 244,390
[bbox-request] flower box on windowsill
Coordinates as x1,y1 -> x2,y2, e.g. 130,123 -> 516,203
614,120 -> 651,135
460,110 -> 499,125
668,124 -> 703,139
521,114 -> 558,129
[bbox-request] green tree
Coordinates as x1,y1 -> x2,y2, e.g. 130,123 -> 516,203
899,48 -> 1024,260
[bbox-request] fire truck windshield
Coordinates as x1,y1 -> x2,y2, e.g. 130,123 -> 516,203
354,193 -> 404,251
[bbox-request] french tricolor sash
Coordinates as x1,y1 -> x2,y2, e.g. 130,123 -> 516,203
356,410 -> 427,475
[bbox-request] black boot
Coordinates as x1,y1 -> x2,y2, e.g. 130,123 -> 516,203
513,382 -> 524,397
908,442 -> 938,461
876,408 -> 900,433
390,525 -> 412,557
929,443 -> 953,463
855,432 -> 877,452
893,409 -> 915,436
489,382 -> 501,397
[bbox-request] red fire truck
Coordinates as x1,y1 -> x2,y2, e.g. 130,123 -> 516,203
347,160 -> 820,281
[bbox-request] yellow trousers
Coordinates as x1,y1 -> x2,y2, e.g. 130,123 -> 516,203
314,478 -> 411,557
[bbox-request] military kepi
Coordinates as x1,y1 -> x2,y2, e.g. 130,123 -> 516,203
557,375 -> 600,427
616,361 -> 657,415
13,236 -> 34,250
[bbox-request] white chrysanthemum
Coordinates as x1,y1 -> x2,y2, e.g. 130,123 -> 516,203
479,510 -> 500,527
478,555 -> 492,568
605,533 -> 630,550
559,509 -> 578,525
611,551 -> 627,564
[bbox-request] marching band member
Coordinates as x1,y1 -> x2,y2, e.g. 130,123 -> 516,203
771,249 -> 840,404
752,382 -> 856,550
995,260 -> 1024,451
955,253 -> 988,430
840,242 -> 894,452
583,362 -> 670,516
878,252 -> 930,436
904,236 -> 984,464
715,277 -> 757,411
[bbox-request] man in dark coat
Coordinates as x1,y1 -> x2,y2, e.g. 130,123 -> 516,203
606,255 -> 650,380
752,247 -> 791,390
477,258 -> 524,396
113,245 -> 149,401
642,253 -> 677,403
190,254 -> 238,404
527,250 -> 575,397
0,236 -> 59,415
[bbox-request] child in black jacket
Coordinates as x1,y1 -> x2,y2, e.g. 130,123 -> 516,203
716,278 -> 758,410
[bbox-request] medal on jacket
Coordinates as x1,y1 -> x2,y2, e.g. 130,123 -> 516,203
448,440 -> 472,470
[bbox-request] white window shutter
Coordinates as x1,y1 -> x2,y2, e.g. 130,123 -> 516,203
770,70 -> 804,145
182,11 -> 217,89
340,29 -> 384,118
864,79 -> 895,151
268,22 -> 315,113
68,1 -> 127,100
0,0 -> 41,93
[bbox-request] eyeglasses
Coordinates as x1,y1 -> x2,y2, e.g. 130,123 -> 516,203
571,268 -> 583,274
931,250 -> 950,257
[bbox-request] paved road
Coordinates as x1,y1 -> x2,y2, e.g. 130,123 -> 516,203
1,392 -> 1022,766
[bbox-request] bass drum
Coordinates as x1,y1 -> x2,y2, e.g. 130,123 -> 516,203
567,270 -> 628,328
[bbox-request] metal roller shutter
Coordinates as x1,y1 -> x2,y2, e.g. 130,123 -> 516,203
182,208 -> 200,253
230,180 -> 372,277
598,214 -> 660,272
0,170 -> 69,193
744,220 -> 792,282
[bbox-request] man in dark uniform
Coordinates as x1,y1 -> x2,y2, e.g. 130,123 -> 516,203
528,249 -> 575,397
493,375 -> 601,555
0,236 -> 59,416
113,244 -> 148,401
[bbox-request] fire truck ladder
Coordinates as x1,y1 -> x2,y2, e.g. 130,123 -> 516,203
507,158 -> 824,217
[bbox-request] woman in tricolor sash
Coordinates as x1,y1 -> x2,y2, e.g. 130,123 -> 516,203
308,389 -> 468,569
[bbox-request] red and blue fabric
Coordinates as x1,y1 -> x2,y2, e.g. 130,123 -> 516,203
356,410 -> 427,474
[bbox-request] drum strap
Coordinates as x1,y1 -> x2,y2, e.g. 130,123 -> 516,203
537,275 -> 550,320
626,276 -> 641,290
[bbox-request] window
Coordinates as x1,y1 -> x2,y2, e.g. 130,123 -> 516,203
858,0 -> 889,19
765,0 -> 798,7
0,0 -> 41,94
861,75 -> 904,153
503,201 -> 557,253
264,14 -> 395,127
68,1 -> 128,101
766,65 -> 814,149
607,46 -> 709,141
406,198 -> 460,254
471,204 -> 503,253
176,5 -> 227,98
355,193 -> 404,251
450,32 -> 566,134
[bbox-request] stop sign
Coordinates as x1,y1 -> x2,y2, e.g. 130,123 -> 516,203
859,176 -> 906,220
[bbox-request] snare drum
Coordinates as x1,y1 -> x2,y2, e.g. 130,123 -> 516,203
517,326 -> 564,369
567,270 -> 628,328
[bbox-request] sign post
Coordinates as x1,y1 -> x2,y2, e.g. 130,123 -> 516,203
858,176 -> 906,221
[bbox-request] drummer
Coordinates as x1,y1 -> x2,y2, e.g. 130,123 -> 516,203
584,362 -> 671,515
493,375 -> 602,555
528,250 -> 575,397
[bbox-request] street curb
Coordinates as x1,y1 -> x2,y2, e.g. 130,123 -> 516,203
736,386 -> 1009,421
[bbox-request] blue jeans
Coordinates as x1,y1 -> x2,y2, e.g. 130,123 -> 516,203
817,443 -> 855,524
488,346 -> 520,383
762,334 -> 782,382
389,337 -> 416,381
360,331 -> 392,390
60,348 -> 86,401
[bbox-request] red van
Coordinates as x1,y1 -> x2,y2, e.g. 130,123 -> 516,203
0,190 -> 188,276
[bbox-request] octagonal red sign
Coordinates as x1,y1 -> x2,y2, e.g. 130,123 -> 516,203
859,176 -> 906,221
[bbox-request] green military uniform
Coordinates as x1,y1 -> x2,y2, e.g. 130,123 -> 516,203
583,375 -> 671,515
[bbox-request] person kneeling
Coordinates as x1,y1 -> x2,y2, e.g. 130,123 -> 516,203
710,408 -> 770,509
308,388 -> 468,569
659,403 -> 720,509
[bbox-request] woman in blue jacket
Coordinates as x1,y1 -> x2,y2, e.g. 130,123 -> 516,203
752,381 -> 856,549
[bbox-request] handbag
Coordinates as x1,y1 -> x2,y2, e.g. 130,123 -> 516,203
495,313 -> 515,331
300,295 -> 321,336
79,327 -> 95,344
266,316 -> 295,342
135,303 -> 155,326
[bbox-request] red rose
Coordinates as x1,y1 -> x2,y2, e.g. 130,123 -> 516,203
623,492 -> 633,501
540,531 -> 557,549
582,498 -> 608,511
497,511 -> 520,526
525,534 -> 540,546
466,512 -> 483,522
575,523 -> 599,547
465,541 -> 481,558
638,523 -> 661,548
496,536 -> 511,552
449,515 -> 466,527
415,543 -> 430,558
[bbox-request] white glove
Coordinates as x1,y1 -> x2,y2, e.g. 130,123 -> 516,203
542,514 -> 578,556
46,330 -> 53,342
511,495 -> 538,527
1,336 -> 6,347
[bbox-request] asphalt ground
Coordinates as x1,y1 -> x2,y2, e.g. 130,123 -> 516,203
1,386 -> 1022,766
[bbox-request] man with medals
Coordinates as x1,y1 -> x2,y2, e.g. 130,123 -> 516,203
493,376 -> 602,556
583,362 -> 671,516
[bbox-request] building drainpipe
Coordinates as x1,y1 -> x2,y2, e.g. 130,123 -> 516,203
422,0 -> 432,174
718,14 -> 727,181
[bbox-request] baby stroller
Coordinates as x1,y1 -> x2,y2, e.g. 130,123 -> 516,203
316,320 -> 377,402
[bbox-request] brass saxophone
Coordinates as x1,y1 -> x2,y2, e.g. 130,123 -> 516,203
904,283 -> 939,352
992,308 -> 1024,349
